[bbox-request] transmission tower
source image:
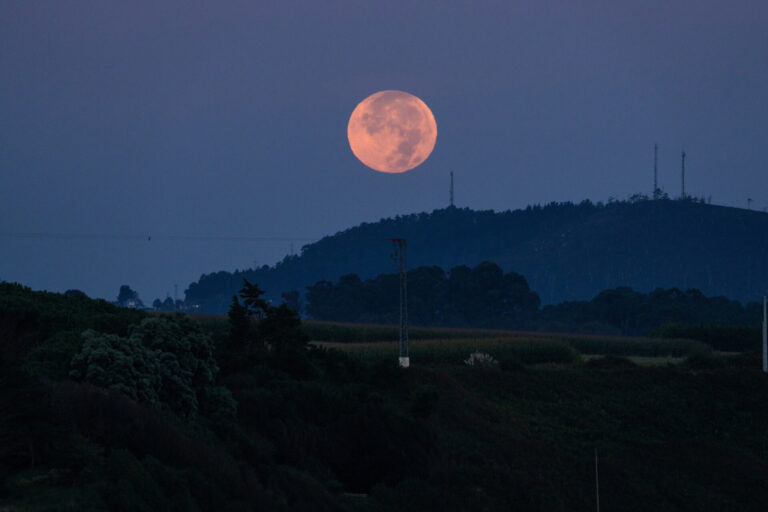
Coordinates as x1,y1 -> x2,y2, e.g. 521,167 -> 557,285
391,238 -> 409,368
653,144 -> 659,199
681,151 -> 686,199
450,171 -> 455,208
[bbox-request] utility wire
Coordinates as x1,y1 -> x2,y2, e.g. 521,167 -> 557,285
0,232 -> 409,244
0,232 -> 318,242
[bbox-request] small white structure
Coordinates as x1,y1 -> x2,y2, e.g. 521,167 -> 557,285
399,357 -> 410,369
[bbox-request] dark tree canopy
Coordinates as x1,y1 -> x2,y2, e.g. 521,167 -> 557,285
116,284 -> 144,309
305,261 -> 540,328
304,263 -> 761,347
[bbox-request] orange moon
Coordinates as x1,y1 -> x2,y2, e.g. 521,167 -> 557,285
347,90 -> 437,173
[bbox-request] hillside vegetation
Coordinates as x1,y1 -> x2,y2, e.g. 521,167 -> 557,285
184,198 -> 768,312
2,282 -> 768,510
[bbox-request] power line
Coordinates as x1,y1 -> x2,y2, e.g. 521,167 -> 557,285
0,232 -> 318,242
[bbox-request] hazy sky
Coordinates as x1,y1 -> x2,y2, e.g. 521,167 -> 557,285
1,0 -> 766,302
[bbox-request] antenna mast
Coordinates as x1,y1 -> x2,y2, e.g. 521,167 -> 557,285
653,144 -> 659,199
681,150 -> 686,199
450,171 -> 454,208
391,238 -> 409,368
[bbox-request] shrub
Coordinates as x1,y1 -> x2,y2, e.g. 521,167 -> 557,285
69,314 -> 221,418
562,336 -> 710,358
464,352 -> 499,368
685,352 -> 726,369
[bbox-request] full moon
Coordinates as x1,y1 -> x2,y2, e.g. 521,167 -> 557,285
347,90 -> 437,174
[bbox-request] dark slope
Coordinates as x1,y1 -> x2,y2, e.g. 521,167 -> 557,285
185,199 -> 768,313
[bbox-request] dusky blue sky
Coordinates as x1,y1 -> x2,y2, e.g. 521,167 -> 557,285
1,0 -> 766,303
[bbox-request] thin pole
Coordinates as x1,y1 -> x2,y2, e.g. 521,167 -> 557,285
762,296 -> 767,373
595,448 -> 600,512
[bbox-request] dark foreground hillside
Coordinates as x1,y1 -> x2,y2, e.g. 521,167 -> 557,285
184,199 -> 768,313
2,283 -> 768,511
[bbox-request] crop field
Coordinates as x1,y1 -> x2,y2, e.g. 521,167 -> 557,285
304,320 -> 712,366
187,316 -> 714,366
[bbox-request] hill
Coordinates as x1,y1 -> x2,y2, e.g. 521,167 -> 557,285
184,198 -> 768,313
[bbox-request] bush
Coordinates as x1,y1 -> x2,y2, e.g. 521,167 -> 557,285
562,336 -> 710,358
464,352 -> 499,368
69,314 -> 221,418
685,352 -> 726,369
655,324 -> 761,352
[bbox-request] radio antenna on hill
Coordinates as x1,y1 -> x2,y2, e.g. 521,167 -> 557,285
391,238 -> 409,368
450,171 -> 455,208
653,144 -> 659,199
681,151 -> 686,199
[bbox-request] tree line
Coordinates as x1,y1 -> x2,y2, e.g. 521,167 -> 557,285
304,261 -> 763,350
306,261 -> 541,328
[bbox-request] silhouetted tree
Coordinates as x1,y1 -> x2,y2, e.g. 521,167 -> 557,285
64,289 -> 87,299
116,285 -> 143,309
228,294 -> 249,347
281,290 -> 301,313
239,279 -> 268,318
259,303 -> 309,355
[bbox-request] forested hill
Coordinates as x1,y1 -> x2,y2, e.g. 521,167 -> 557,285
185,199 -> 768,313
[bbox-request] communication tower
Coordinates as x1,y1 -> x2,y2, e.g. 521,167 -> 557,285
450,171 -> 455,208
